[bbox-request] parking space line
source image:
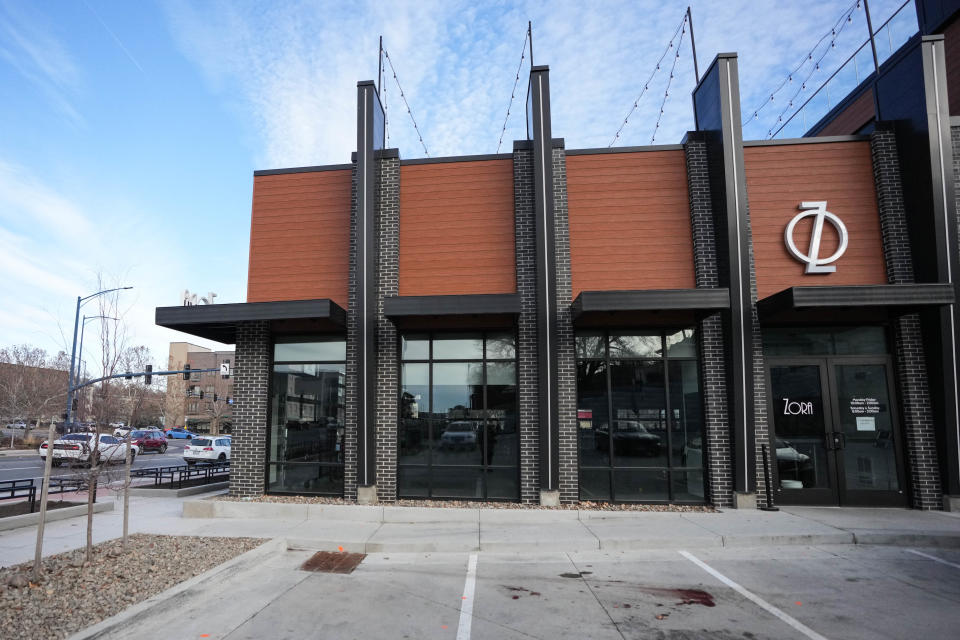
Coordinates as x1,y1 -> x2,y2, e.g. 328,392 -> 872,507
679,550 -> 829,640
456,553 -> 478,640
906,549 -> 960,570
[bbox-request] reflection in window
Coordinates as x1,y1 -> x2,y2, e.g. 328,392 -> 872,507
267,338 -> 346,495
399,332 -> 518,500
576,329 -> 704,503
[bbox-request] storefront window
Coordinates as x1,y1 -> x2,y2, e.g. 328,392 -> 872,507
399,332 -> 518,500
267,337 -> 346,495
576,329 -> 704,503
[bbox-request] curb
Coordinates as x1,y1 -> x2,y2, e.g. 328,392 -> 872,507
283,530 -> 960,554
0,500 -> 114,532
68,538 -> 284,640
129,482 -> 229,498
0,450 -> 33,458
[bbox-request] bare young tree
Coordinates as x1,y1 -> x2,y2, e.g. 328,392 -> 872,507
0,345 -> 68,444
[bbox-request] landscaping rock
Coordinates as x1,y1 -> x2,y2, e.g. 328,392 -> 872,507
0,534 -> 265,639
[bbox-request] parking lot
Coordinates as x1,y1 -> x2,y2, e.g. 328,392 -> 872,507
95,543 -> 960,639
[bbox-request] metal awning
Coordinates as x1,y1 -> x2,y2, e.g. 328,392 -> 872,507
758,284 -> 955,323
383,294 -> 520,328
155,299 -> 346,344
571,289 -> 730,326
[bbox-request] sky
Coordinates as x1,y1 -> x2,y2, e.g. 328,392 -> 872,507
0,0 -> 917,376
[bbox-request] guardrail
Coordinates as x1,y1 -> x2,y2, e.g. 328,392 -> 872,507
0,479 -> 37,512
130,461 -> 230,489
0,477 -> 90,513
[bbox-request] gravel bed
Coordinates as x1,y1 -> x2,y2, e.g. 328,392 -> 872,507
0,534 -> 266,640
218,495 -> 714,512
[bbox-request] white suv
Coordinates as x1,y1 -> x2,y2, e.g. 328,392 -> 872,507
39,433 -> 140,466
183,437 -> 231,465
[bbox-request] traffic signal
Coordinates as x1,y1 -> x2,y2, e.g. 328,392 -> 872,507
199,390 -> 204,399
213,393 -> 218,402
125,371 -> 133,380
183,364 -> 191,380
144,364 -> 152,385
71,398 -> 77,412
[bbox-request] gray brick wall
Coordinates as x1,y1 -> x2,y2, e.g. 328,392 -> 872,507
229,320 -> 270,497
747,215 -> 771,508
872,127 -> 943,509
552,145 -> 578,504
514,143 -> 540,504
375,155 -> 400,502
344,165 -> 359,500
684,136 -> 733,508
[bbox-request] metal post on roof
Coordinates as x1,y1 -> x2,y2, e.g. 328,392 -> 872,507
687,5 -> 699,83
528,21 -> 533,67
377,35 -> 383,94
863,0 -> 880,73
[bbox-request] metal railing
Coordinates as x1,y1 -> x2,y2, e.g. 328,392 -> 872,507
0,477 -> 89,513
130,461 -> 230,489
769,0 -> 917,139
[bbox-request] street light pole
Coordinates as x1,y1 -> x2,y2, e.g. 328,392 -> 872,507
64,287 -> 132,427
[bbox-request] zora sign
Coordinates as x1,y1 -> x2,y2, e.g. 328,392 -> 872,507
784,201 -> 849,274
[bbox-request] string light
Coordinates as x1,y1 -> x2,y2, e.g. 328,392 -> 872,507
608,12 -> 687,147
650,18 -> 686,144
496,26 -> 531,153
383,48 -> 429,157
742,0 -> 859,128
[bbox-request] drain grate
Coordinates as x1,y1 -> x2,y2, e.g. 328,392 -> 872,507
300,551 -> 366,574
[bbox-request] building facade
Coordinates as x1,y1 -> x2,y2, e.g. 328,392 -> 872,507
165,342 -> 234,433
157,4 -> 960,510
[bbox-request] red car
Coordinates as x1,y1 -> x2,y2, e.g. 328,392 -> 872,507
130,429 -> 168,454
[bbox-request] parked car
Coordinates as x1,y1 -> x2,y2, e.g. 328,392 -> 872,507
183,437 -> 231,465
595,420 -> 662,457
438,421 -> 478,450
164,427 -> 197,440
5,421 -> 27,430
128,429 -> 168,454
39,433 -> 140,467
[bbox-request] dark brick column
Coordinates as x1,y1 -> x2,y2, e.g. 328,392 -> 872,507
872,126 -> 943,509
229,320 -> 270,497
514,142 -> 540,504
551,144 -> 578,504
375,152 -> 400,502
746,219 -> 771,509
344,164 -> 359,500
684,134 -> 733,508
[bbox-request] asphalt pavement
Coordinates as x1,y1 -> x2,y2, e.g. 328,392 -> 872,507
73,543 -> 960,640
0,439 -> 190,483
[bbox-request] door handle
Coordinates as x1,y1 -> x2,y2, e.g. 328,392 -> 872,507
830,432 -> 845,450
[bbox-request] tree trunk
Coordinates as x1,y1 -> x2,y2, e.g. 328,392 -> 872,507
32,419 -> 58,581
122,436 -> 131,551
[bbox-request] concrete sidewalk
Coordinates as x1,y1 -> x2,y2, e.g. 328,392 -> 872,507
3,491 -> 960,568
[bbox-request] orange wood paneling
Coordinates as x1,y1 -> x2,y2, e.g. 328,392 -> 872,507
399,159 -> 516,296
818,89 -> 875,136
945,17 -> 960,115
566,150 -> 695,298
247,169 -> 351,307
745,141 -> 886,299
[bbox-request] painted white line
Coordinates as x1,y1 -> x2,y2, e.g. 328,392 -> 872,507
1,467 -> 40,471
679,550 -> 829,640
456,553 -> 478,640
907,548 -> 960,570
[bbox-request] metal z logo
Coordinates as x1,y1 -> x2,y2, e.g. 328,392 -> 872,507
784,201 -> 849,274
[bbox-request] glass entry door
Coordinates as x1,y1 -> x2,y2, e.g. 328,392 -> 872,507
767,357 -> 905,507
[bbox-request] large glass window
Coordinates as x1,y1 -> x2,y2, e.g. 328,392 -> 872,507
399,332 -> 518,500
576,329 -> 704,503
267,337 -> 346,495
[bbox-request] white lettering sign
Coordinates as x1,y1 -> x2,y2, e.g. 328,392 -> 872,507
785,201 -> 849,274
181,290 -> 218,306
782,398 -> 814,416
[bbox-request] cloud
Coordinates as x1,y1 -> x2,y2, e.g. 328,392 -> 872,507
0,160 -> 94,241
163,0 -> 903,160
0,0 -> 84,125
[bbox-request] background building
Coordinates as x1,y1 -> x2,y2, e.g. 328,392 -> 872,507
165,342 -> 234,434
